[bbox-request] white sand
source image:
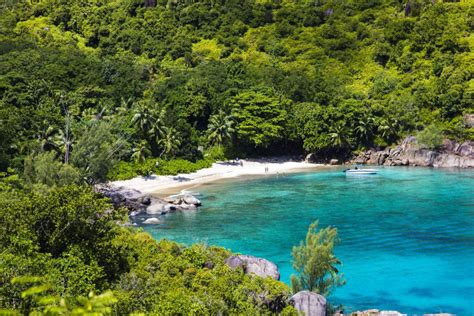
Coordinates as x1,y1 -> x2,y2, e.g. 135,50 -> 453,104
110,159 -> 326,196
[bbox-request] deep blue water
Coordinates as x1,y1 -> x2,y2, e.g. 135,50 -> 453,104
139,167 -> 474,315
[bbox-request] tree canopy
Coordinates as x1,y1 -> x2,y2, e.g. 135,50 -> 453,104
1,0 -> 472,177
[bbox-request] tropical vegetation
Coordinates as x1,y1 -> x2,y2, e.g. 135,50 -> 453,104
1,0 -> 473,314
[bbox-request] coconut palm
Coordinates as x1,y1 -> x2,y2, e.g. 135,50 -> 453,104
132,103 -> 155,137
355,115 -> 375,144
329,122 -> 350,149
132,103 -> 167,156
37,125 -> 58,152
159,126 -> 181,158
54,127 -> 73,164
207,110 -> 234,147
131,141 -> 151,164
149,107 -> 166,139
378,118 -> 399,143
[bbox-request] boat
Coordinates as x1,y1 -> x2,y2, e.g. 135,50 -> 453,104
344,168 -> 378,175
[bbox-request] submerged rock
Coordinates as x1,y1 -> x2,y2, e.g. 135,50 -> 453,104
143,217 -> 160,224
289,291 -> 326,316
225,255 -> 280,280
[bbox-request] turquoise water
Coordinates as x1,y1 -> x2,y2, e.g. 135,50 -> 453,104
140,167 -> 474,314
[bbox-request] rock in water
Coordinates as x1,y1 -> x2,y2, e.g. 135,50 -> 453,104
142,217 -> 160,224
290,291 -> 326,316
225,255 -> 280,280
146,201 -> 166,214
183,194 -> 201,206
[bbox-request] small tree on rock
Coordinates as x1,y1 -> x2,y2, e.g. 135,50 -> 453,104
290,221 -> 345,297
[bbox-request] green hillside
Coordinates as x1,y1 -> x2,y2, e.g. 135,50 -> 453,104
1,1 -> 473,314
1,0 -> 473,177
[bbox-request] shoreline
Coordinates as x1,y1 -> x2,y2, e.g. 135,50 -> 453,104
110,159 -> 330,197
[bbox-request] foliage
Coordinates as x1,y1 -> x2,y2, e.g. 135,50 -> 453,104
291,221 -> 345,297
207,110 -> 234,148
0,0 -> 471,174
107,158 -> 214,180
23,151 -> 80,193
231,88 -> 289,149
0,186 -> 295,314
5,276 -> 117,315
417,124 -> 445,149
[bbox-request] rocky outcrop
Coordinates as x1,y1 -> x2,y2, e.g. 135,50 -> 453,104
225,255 -> 280,280
351,136 -> 474,168
289,291 -> 327,316
95,185 -> 202,216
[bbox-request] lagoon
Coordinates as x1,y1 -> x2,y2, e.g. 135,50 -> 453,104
141,167 -> 474,314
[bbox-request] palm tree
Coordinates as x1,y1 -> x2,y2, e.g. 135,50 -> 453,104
150,107 -> 166,139
131,141 -> 151,164
159,127 -> 181,158
378,118 -> 399,143
54,126 -> 73,164
132,103 -> 155,137
132,103 -> 167,156
329,122 -> 350,150
355,116 -> 375,145
207,110 -> 234,147
37,125 -> 57,152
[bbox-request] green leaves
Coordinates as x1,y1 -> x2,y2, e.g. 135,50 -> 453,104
206,110 -> 234,147
290,221 -> 345,297
231,88 -> 289,149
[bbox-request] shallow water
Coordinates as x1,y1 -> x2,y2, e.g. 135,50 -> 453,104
140,167 -> 474,314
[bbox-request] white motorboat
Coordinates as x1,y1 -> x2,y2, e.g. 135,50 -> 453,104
344,168 -> 378,175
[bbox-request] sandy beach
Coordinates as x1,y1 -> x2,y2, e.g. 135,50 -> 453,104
110,159 -> 326,196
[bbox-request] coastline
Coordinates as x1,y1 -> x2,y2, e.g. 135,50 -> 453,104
110,159 -> 329,197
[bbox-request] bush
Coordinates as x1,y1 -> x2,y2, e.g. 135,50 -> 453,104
107,158 -> 214,181
290,221 -> 345,297
417,124 -> 444,149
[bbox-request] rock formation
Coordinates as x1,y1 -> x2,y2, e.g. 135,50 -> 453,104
351,136 -> 473,168
225,255 -> 280,280
95,185 -> 202,216
289,291 -> 327,316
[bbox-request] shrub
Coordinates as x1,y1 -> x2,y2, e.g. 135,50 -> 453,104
417,124 -> 444,149
290,221 -> 345,297
107,158 -> 214,181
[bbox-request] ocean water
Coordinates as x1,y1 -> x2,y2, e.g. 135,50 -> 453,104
140,167 -> 474,315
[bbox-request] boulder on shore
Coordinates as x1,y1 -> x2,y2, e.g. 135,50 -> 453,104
225,255 -> 280,280
349,136 -> 474,168
289,291 -> 326,316
95,185 -> 202,216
